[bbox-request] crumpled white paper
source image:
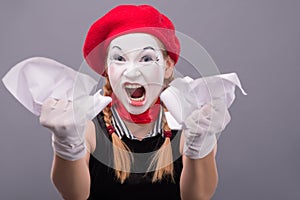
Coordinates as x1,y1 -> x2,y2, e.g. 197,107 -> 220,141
160,73 -> 247,129
2,57 -> 112,119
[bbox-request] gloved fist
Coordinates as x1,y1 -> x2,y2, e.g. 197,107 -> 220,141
183,103 -> 231,159
39,93 -> 111,161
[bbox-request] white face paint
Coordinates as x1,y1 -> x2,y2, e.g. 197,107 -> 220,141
107,33 -> 166,114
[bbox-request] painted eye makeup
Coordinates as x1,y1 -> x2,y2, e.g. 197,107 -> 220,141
139,49 -> 160,63
112,54 -> 126,62
140,55 -> 157,62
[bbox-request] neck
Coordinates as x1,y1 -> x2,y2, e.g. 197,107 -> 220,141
123,120 -> 156,141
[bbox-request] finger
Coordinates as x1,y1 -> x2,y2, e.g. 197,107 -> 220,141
200,103 -> 213,117
40,98 -> 59,128
185,113 -> 210,131
41,98 -> 59,113
64,100 -> 72,111
54,99 -> 70,111
212,102 -> 227,116
191,107 -> 211,122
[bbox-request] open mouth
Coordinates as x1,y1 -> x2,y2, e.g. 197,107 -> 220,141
124,83 -> 146,104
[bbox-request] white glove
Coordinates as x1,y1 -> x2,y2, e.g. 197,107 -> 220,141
39,92 -> 111,161
183,103 -> 231,159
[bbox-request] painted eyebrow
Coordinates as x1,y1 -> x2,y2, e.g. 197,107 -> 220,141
143,46 -> 155,51
111,46 -> 122,50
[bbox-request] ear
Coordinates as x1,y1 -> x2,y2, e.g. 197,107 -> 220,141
102,70 -> 108,77
164,56 -> 175,79
103,66 -> 109,77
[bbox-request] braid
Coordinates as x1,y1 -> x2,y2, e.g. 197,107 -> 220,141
147,105 -> 175,183
103,77 -> 133,184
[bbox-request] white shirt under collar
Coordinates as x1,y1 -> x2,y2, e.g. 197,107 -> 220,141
111,106 -> 163,140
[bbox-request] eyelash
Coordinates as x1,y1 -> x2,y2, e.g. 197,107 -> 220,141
140,55 -> 159,62
113,55 -> 125,62
112,54 -> 159,62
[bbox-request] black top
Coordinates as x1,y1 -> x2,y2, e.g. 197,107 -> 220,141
88,112 -> 183,200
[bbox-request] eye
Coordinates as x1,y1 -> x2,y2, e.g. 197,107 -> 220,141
112,54 -> 126,62
140,55 -> 155,62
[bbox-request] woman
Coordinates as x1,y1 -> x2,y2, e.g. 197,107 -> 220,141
40,5 -> 229,200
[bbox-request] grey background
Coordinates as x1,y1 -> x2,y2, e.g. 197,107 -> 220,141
0,0 -> 299,199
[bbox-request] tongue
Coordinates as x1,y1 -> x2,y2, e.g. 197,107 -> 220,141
131,87 -> 145,98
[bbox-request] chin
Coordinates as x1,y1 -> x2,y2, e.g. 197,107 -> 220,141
125,103 -> 149,115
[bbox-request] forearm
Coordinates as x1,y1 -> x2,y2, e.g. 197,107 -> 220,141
180,146 -> 218,200
51,153 -> 90,200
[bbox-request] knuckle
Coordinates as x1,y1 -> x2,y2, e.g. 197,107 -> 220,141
39,116 -> 46,126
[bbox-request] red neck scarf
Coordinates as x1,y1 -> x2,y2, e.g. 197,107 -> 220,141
111,94 -> 161,124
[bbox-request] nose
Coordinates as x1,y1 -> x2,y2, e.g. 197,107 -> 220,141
123,64 -> 141,78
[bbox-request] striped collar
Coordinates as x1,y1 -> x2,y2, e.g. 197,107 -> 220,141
111,106 -> 163,140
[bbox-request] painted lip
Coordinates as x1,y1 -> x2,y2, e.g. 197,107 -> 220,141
123,82 -> 146,106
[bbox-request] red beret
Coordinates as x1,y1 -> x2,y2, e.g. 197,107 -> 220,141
83,5 -> 180,75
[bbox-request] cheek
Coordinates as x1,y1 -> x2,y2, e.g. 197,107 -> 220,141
146,66 -> 165,84
108,65 -> 115,75
108,65 -> 123,90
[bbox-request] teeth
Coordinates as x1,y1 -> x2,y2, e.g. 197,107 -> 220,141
129,93 -> 145,102
125,84 -> 142,89
124,83 -> 145,102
